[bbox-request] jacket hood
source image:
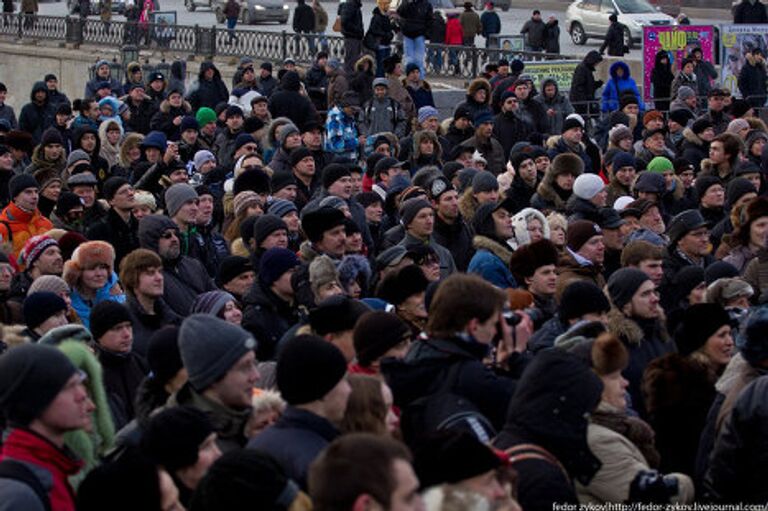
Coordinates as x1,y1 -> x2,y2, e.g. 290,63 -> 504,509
472,235 -> 513,264
119,132 -> 144,167
138,215 -> 178,252
511,207 -> 549,246
73,125 -> 102,156
159,98 -> 192,115
413,129 -> 442,160
682,127 -> 705,146
280,71 -> 302,91
466,78 -> 491,100
584,50 -> 602,67
502,349 -> 603,484
198,61 -> 222,81
30,81 -> 48,102
654,49 -> 670,67
355,54 -> 375,72
540,77 -> 559,95
609,61 -> 631,80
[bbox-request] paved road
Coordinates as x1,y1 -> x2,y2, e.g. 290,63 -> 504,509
38,0 -> 722,61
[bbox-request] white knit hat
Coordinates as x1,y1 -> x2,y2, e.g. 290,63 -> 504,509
573,174 -> 605,200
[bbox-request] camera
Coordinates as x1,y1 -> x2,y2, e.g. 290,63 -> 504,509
628,470 -> 679,503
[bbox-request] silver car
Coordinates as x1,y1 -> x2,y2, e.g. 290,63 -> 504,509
565,0 -> 675,49
217,0 -> 289,24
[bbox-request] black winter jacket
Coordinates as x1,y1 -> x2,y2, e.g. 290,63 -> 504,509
493,350 -> 603,511
493,110 -> 533,161
242,280 -> 299,361
96,346 -> 149,430
86,208 -> 140,268
125,294 -> 182,358
293,0 -> 315,33
189,63 -> 230,111
397,0 -> 433,39
162,255 -> 217,316
381,336 -> 519,431
599,21 -> 627,56
366,7 -> 394,47
340,0 -> 364,39
432,214 -> 474,272
569,51 -> 603,112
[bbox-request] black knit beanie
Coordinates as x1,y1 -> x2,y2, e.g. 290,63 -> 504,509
23,291 -> 67,330
90,301 -> 132,342
276,334 -> 348,405
559,281 -> 611,322
146,326 -> 183,384
0,343 -> 78,426
607,268 -> 651,311
253,214 -> 288,247
141,406 -> 214,472
353,311 -> 412,366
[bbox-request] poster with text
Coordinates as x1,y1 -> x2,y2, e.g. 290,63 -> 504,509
720,24 -> 768,98
521,60 -> 579,92
642,25 -> 715,103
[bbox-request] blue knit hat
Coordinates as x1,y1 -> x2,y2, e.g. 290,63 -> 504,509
258,247 -> 300,286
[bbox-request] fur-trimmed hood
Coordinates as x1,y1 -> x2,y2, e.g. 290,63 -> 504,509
511,207 -> 550,248
472,234 -> 513,265
118,132 -> 145,168
458,187 -> 479,222
159,98 -> 192,115
412,129 -> 442,160
355,54 -> 375,72
606,308 -> 670,346
466,78 -> 491,104
682,127 -> 705,146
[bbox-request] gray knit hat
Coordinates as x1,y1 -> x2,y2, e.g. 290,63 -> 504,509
267,198 -> 298,219
164,183 -> 198,218
607,268 -> 651,310
471,171 -> 498,193
399,198 -> 432,227
66,149 -> 91,168
28,275 -> 70,296
179,314 -> 257,392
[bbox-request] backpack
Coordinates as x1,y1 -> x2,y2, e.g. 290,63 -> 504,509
364,98 -> 401,132
399,358 -> 497,446
0,459 -> 52,511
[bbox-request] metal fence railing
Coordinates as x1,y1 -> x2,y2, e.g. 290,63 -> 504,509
0,13 -> 577,79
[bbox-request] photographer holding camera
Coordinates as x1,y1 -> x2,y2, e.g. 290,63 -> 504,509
381,273 -> 532,445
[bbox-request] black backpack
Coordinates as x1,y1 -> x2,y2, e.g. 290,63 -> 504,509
400,360 -> 497,447
0,459 -> 51,511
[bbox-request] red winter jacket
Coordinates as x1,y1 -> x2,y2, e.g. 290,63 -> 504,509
445,17 -> 463,45
0,428 -> 83,511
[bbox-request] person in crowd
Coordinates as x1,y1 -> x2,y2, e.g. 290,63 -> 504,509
520,9 -> 545,53
63,240 -> 125,327
119,248 -> 182,357
0,344 -> 91,510
600,13 -> 628,57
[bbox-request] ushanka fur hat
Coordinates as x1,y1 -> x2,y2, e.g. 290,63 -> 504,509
591,333 -> 628,376
62,240 -> 115,288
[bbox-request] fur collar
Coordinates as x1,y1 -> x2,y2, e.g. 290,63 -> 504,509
606,308 -> 669,346
682,127 -> 704,146
472,235 -> 513,264
159,99 -> 192,114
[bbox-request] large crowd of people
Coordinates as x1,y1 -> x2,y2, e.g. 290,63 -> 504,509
2,17 -> 768,509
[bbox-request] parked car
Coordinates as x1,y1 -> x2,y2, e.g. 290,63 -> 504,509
68,0 -> 127,15
565,0 -> 675,49
213,0 -> 288,23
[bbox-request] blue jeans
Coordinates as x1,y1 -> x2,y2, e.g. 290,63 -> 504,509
403,35 -> 425,78
226,17 -> 237,41
375,46 -> 391,77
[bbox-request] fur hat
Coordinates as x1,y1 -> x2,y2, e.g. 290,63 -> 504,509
63,241 -> 115,288
233,168 -> 271,196
277,334 -> 348,405
301,206 -> 346,243
549,153 -> 584,177
309,255 -> 341,298
309,295 -> 370,336
377,264 -> 429,306
353,311 -> 411,366
508,239 -> 559,284
591,333 -> 629,376
705,277 -> 754,305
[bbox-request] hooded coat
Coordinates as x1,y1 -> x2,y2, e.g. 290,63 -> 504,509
455,78 -> 493,122
468,235 -> 516,289
123,92 -> 157,135
241,279 -> 299,362
738,52 -> 768,107
493,350 -> 603,510
72,126 -> 111,185
601,62 -> 644,113
268,72 -> 319,130
534,78 -> 575,136
18,82 -> 55,145
570,51 -> 603,115
149,97 -> 193,141
138,215 -> 216,316
651,50 -> 674,111
188,62 -> 229,111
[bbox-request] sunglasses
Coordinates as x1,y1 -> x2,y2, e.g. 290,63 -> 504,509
160,231 -> 178,239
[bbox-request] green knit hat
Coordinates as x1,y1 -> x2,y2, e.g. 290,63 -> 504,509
196,107 -> 217,127
646,156 -> 674,174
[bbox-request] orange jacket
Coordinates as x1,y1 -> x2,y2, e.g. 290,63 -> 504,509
0,201 -> 54,261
